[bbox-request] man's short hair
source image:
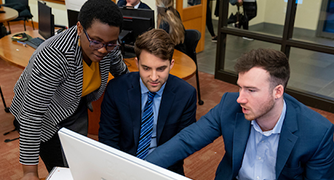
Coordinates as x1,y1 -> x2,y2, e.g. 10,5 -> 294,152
134,29 -> 174,62
78,0 -> 123,30
234,48 -> 290,88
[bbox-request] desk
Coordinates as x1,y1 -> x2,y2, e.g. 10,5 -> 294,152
0,30 -> 196,134
0,31 -> 40,68
0,6 -> 18,23
0,6 -> 18,38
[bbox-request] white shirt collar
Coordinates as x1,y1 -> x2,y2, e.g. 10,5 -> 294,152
139,77 -> 165,97
133,2 -> 140,9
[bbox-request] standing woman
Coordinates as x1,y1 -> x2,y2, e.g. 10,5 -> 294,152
156,0 -> 187,54
206,0 -> 218,42
10,0 -> 128,179
239,0 -> 257,30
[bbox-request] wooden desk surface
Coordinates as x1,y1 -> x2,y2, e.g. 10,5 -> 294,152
0,6 -> 18,23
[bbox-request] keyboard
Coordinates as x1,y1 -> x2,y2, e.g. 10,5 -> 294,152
26,37 -> 45,49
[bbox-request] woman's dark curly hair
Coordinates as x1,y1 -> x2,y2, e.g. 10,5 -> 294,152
78,0 -> 123,31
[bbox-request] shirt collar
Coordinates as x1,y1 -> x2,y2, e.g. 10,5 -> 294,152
139,77 -> 165,97
134,2 -> 140,9
251,100 -> 286,136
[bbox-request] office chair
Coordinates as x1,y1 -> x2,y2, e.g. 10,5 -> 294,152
4,0 -> 34,34
1,86 -> 19,142
0,86 -> 10,113
184,29 -> 204,105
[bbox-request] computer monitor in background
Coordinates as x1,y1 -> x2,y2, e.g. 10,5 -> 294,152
65,5 -> 155,46
67,10 -> 79,28
119,7 -> 155,45
38,1 -> 54,40
58,128 -> 191,180
65,0 -> 86,28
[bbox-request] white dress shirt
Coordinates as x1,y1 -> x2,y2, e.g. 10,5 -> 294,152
238,101 -> 286,180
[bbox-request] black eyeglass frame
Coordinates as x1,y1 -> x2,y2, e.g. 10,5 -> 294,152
82,28 -> 120,52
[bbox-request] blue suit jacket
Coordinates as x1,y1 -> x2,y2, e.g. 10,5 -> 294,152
146,92 -> 334,179
117,0 -> 152,9
99,72 -> 197,174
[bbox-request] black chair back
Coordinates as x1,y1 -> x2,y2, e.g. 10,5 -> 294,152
184,29 -> 201,61
4,0 -> 34,33
184,29 -> 204,105
5,0 -> 28,6
5,0 -> 32,18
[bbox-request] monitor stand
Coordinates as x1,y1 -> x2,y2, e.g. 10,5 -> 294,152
119,30 -> 136,58
122,45 -> 136,59
119,30 -> 131,41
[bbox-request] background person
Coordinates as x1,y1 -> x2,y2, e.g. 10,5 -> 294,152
156,0 -> 187,54
117,0 -> 151,9
9,0 -> 128,179
99,29 -> 197,175
146,48 -> 334,179
206,0 -> 217,42
240,0 -> 257,30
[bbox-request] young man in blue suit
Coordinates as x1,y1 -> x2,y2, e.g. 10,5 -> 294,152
98,29 -> 196,175
146,49 -> 334,179
117,0 -> 151,9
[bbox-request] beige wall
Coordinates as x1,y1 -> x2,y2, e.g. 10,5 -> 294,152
29,1 -> 68,27
28,0 -> 157,27
263,0 -> 321,30
294,0 -> 321,30
210,0 -> 321,31
28,0 -> 321,30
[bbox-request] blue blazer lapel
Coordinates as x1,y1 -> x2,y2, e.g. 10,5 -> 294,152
156,78 -> 175,144
128,74 -> 142,148
232,113 -> 251,177
275,104 -> 298,179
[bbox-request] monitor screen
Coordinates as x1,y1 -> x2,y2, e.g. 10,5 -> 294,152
67,9 -> 79,28
64,0 -> 85,28
58,128 -> 191,180
38,1 -> 54,39
119,7 -> 155,45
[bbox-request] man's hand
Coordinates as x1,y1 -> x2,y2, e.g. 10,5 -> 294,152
21,165 -> 39,180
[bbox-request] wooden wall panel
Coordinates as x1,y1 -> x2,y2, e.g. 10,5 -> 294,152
176,0 -> 207,52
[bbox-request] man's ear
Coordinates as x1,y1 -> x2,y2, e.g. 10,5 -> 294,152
170,59 -> 175,69
135,57 -> 139,68
274,84 -> 284,100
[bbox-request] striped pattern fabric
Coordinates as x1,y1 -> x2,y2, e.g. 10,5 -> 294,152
136,92 -> 156,159
10,26 -> 128,165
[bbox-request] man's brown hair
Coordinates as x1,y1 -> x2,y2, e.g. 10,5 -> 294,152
134,29 -> 174,62
234,48 -> 290,88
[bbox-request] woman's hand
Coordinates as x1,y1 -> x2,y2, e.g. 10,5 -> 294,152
21,173 -> 39,180
21,165 -> 39,180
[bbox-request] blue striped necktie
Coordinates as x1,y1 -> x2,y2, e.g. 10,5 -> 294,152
136,91 -> 156,159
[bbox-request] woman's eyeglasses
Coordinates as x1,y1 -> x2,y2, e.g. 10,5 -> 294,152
83,28 -> 120,52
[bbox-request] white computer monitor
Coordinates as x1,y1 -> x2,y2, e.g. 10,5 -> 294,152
65,0 -> 87,11
58,128 -> 191,180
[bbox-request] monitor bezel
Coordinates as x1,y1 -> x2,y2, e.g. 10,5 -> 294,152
38,1 -> 55,40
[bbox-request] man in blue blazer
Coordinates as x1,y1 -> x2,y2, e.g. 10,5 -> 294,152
146,49 -> 334,179
99,29 -> 196,175
117,0 -> 151,9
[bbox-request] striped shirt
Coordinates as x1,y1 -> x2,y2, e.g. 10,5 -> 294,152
10,26 -> 128,165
